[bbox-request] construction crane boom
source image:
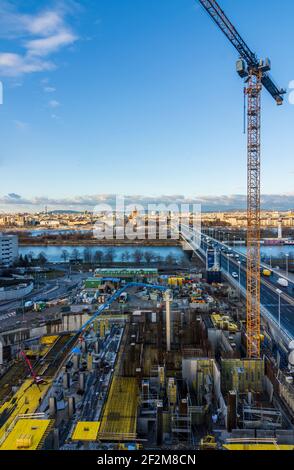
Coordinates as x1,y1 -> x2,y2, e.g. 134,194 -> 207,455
198,0 -> 285,104
197,0 -> 285,358
20,350 -> 43,385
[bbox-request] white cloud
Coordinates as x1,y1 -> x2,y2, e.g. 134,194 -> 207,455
24,11 -> 64,36
26,31 -> 77,57
0,52 -> 54,76
13,120 -> 29,130
51,113 -> 60,120
0,3 -> 78,76
48,99 -> 60,108
44,86 -> 56,93
0,193 -> 293,212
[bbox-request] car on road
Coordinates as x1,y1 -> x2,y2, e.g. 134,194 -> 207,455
277,278 -> 289,288
232,272 -> 239,279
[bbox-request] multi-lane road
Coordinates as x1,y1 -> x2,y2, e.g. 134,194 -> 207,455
0,272 -> 88,332
179,224 -> 294,340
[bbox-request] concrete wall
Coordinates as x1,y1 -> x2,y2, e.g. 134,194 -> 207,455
62,312 -> 92,332
0,282 -> 33,301
0,338 -> 3,365
212,360 -> 227,419
279,382 -> 294,416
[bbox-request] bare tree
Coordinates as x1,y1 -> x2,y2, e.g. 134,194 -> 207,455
133,249 -> 144,264
105,248 -> 115,263
38,252 -> 47,266
94,250 -> 104,264
61,249 -> 69,263
144,251 -> 153,264
83,248 -> 92,264
71,248 -> 80,262
165,254 -> 176,266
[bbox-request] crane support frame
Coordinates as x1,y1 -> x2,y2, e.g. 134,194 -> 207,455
246,70 -> 262,358
197,0 -> 285,358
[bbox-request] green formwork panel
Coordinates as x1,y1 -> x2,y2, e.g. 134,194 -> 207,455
221,358 -> 264,393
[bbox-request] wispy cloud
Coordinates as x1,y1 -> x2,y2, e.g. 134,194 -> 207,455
13,119 -> 29,130
0,2 -> 79,76
48,99 -> 60,108
44,86 -> 56,93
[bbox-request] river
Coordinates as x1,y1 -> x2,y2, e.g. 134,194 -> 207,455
236,245 -> 294,259
19,245 -> 187,263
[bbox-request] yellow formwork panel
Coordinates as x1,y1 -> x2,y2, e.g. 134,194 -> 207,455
72,421 -> 100,441
168,277 -> 184,287
0,419 -> 53,450
99,377 -> 138,441
0,380 -> 51,441
40,335 -> 58,345
224,444 -> 294,451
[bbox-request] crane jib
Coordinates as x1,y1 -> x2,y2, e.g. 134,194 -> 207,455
197,0 -> 285,103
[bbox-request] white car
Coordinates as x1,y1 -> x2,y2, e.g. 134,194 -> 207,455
232,272 -> 239,278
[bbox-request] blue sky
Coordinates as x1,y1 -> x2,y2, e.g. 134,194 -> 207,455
0,0 -> 293,211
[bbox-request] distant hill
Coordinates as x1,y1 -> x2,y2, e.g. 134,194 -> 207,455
48,210 -> 81,214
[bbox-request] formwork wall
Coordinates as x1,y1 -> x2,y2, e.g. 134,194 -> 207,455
182,358 -> 214,386
221,359 -> 264,394
99,377 -> 138,441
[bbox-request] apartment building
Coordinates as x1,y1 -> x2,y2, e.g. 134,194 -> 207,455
0,233 -> 19,266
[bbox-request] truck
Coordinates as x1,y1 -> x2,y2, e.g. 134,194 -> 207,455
24,301 -> 34,311
119,292 -> 128,303
277,278 -> 289,288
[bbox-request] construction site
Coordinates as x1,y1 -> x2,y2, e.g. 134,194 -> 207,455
0,0 -> 293,455
0,262 -> 294,452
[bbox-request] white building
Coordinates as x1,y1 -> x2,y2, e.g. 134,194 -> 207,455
0,233 -> 19,266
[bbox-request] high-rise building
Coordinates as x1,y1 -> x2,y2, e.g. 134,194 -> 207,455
0,233 -> 19,266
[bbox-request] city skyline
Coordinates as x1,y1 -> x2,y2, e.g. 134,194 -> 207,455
0,0 -> 293,208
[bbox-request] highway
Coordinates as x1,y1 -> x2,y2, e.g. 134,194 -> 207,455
0,273 -> 87,332
179,224 -> 294,340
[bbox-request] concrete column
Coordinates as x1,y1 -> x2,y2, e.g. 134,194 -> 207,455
79,372 -> 85,392
163,290 -> 173,352
68,396 -> 76,418
63,372 -> 70,390
49,397 -> 57,418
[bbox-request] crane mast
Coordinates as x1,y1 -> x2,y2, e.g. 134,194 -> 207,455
197,0 -> 285,358
246,69 -> 262,358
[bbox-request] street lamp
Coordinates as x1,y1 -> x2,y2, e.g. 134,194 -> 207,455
285,253 -> 289,277
276,289 -> 282,329
238,260 -> 241,298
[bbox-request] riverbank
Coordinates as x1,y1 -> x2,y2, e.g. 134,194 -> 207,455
19,239 -> 180,247
19,244 -> 187,264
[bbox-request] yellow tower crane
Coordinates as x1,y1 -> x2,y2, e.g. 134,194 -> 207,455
197,0 -> 285,358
